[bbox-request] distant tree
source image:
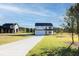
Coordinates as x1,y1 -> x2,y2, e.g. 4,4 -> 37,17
19,27 -> 26,33
26,28 -> 29,32
53,27 -> 64,33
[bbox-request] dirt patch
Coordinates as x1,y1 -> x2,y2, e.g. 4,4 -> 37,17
65,42 -> 79,47
56,35 -> 66,38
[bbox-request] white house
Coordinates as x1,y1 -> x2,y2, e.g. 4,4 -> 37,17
35,23 -> 53,35
2,23 -> 19,33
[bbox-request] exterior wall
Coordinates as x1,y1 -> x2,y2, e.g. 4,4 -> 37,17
9,24 -> 19,33
35,26 -> 53,30
51,31 -> 53,34
14,25 -> 19,33
14,25 -> 19,29
45,30 -> 53,35
10,24 -> 19,33
35,26 -> 53,35
35,26 -> 46,30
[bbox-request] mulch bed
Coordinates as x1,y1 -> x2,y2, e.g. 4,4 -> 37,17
65,42 -> 79,47
56,36 -> 66,38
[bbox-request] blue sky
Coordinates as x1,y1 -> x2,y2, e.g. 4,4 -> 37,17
0,3 -> 72,28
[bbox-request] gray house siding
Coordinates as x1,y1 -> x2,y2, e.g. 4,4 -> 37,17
35,23 -> 53,35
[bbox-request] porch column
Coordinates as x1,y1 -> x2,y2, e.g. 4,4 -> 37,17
14,28 -> 16,33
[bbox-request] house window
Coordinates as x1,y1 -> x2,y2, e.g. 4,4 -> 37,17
49,27 -> 52,29
47,27 -> 49,29
10,25 -> 14,29
49,31 -> 51,34
36,26 -> 45,30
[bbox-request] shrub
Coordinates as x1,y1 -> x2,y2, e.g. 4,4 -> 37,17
29,47 -> 79,56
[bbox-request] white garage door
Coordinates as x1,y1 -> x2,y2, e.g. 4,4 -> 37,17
35,30 -> 45,35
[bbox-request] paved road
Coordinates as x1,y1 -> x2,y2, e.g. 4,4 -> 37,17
0,36 -> 43,56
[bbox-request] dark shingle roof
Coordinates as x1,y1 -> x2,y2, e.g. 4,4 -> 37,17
0,26 -> 3,29
3,23 -> 18,28
35,23 -> 53,26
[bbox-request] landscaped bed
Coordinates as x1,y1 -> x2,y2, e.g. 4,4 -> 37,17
0,33 -> 32,45
27,33 -> 79,56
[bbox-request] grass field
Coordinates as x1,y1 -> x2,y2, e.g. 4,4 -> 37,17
0,33 -> 32,45
27,33 -> 79,56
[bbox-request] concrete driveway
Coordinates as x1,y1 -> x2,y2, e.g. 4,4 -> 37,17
0,36 -> 43,56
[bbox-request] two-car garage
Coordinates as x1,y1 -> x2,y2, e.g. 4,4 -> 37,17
35,30 -> 45,35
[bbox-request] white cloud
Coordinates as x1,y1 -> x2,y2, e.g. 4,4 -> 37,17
23,9 -> 49,17
0,4 -> 50,17
0,4 -> 22,13
28,4 -> 58,17
0,4 -> 64,21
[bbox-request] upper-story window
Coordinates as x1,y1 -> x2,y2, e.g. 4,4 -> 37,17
45,26 -> 52,29
10,25 -> 14,29
36,26 -> 45,30
49,27 -> 52,29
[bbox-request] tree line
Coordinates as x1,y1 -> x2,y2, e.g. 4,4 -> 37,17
19,27 -> 35,33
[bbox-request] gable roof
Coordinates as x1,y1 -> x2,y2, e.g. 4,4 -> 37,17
35,23 -> 53,26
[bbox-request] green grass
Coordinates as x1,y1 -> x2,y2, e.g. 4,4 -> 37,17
0,33 -> 32,45
27,33 -> 79,56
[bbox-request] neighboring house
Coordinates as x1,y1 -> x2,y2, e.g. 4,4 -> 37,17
35,23 -> 53,35
0,26 -> 3,33
0,23 -> 19,33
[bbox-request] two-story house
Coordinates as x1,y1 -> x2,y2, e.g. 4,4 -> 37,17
35,23 -> 53,35
0,23 -> 19,33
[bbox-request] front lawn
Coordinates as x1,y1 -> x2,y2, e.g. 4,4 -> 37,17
27,33 -> 79,56
0,33 -> 32,45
